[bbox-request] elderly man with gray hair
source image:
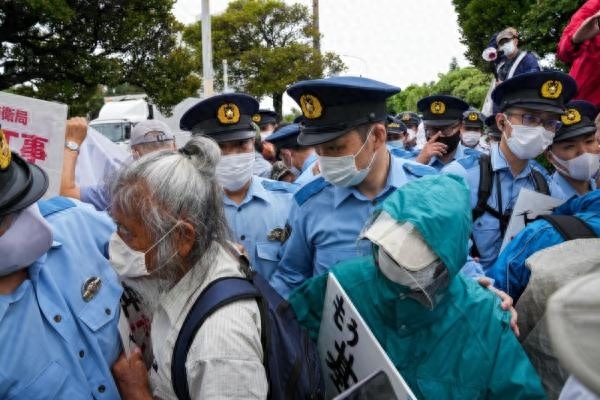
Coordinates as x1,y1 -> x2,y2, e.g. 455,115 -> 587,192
110,136 -> 267,399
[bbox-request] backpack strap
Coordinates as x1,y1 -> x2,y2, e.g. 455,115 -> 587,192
531,169 -> 550,195
537,215 -> 597,240
171,277 -> 260,400
507,51 -> 528,79
473,153 -> 493,222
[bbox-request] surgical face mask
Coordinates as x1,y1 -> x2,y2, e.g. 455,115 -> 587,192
377,246 -> 437,290
108,223 -> 180,278
436,131 -> 461,153
319,127 -> 376,187
462,130 -> 482,148
499,40 -> 515,56
551,152 -> 600,181
503,117 -> 553,160
0,204 -> 53,276
216,152 -> 255,191
387,140 -> 405,149
407,128 -> 417,141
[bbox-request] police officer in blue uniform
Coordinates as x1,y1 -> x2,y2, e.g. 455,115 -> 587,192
180,93 -> 294,280
268,76 -> 442,298
459,71 -> 577,271
386,115 -> 419,159
0,131 -> 122,398
415,95 -> 471,170
460,109 -> 487,154
546,100 -> 599,200
265,123 -> 319,186
397,111 -> 421,150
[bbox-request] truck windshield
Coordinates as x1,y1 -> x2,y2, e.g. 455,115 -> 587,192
90,122 -> 126,142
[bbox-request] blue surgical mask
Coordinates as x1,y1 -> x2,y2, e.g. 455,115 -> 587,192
387,140 -> 405,149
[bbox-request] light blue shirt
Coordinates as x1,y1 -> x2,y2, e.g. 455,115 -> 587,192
223,176 -> 294,280
269,154 -> 441,298
428,143 -> 477,171
293,153 -> 319,186
462,143 -> 551,271
549,171 -> 597,201
81,184 -> 110,211
0,197 -> 122,399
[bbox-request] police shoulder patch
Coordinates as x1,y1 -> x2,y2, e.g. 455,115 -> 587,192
402,162 -> 439,177
38,196 -> 77,217
456,153 -> 480,170
389,147 -> 416,160
293,176 -> 329,206
261,179 -> 297,193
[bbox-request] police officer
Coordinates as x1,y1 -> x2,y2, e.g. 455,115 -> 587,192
268,76 -> 441,298
546,100 -> 600,200
460,109 -> 487,153
253,109 -> 279,164
265,123 -> 319,186
415,95 -> 470,170
180,93 -> 294,280
461,71 -> 577,271
386,115 -> 419,159
397,111 -> 421,150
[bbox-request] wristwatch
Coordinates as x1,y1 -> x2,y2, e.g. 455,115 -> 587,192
65,141 -> 80,153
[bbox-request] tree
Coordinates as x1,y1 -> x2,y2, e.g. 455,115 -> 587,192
451,0 -> 586,71
182,0 -> 345,117
0,0 -> 200,116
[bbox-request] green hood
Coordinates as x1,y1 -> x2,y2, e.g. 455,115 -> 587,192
377,174 -> 471,279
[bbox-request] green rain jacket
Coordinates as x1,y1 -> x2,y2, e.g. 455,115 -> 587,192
289,174 -> 545,399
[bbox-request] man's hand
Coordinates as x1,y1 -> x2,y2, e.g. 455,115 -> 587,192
65,116 -> 88,146
112,348 -> 153,400
415,133 -> 447,165
478,277 -> 520,337
572,10 -> 600,44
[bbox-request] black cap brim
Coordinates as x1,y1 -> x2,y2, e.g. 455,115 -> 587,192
196,129 -> 256,143
297,128 -> 350,146
423,119 -> 458,127
554,125 -> 597,143
0,153 -> 48,217
504,101 -> 565,115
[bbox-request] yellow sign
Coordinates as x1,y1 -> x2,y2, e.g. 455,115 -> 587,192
300,94 -> 323,119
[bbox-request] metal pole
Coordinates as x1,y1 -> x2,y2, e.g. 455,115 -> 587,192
201,0 -> 214,97
223,59 -> 229,93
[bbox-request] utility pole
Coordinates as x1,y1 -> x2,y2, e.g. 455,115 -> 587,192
312,0 -> 320,52
201,0 -> 214,98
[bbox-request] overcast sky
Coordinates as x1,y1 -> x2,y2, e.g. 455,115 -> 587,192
172,0 -> 470,112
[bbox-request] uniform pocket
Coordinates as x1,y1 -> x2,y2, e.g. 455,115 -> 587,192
6,361 -> 69,400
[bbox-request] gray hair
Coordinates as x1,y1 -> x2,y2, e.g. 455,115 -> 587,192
110,136 -> 230,283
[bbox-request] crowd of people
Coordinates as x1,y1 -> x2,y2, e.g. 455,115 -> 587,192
2,3 -> 600,399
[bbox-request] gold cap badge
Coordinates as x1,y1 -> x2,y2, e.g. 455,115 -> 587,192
401,113 -> 411,121
0,128 -> 11,171
561,108 -> 582,126
541,80 -> 562,99
388,122 -> 400,129
468,112 -> 478,121
299,94 -> 323,119
431,101 -> 446,115
252,114 -> 261,123
217,103 -> 241,124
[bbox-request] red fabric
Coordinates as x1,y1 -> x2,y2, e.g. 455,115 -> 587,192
557,0 -> 600,107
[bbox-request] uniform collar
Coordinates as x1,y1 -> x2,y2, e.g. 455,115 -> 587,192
492,142 -> 534,178
223,176 -> 272,207
301,153 -> 318,172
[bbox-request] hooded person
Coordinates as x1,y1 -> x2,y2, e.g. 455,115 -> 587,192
288,174 -> 545,399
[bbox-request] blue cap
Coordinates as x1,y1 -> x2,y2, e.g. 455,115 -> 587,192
491,71 -> 577,114
179,93 -> 259,142
554,100 -> 598,143
418,95 -> 469,127
252,109 -> 279,127
286,76 -> 400,146
396,111 -> 421,126
485,114 -> 501,138
462,110 -> 485,128
265,123 -> 304,149
386,115 -> 408,135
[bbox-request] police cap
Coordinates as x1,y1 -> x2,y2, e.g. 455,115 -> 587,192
396,111 -> 421,126
266,123 -> 304,149
386,115 -> 408,135
179,93 -> 259,142
485,114 -> 502,138
462,110 -> 484,129
252,109 -> 279,128
286,76 -> 400,146
554,100 -> 598,143
417,95 -> 469,127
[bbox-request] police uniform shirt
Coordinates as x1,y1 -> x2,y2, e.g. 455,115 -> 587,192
269,154 -> 438,298
223,175 -> 294,280
550,171 -> 598,201
461,143 -> 552,271
426,143 -> 474,171
293,153 -> 319,187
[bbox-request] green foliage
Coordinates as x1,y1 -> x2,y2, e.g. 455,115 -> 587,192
452,0 -> 587,70
183,0 -> 345,116
1,0 -> 200,115
387,66 -> 492,113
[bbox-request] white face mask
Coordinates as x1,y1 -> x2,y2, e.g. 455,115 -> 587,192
461,130 -> 481,147
216,152 -> 255,191
387,140 -> 405,149
499,40 -> 516,56
0,204 -> 53,276
108,222 -> 181,278
551,152 -> 600,181
407,128 -> 417,141
377,246 -> 437,290
319,127 -> 376,187
503,117 -> 553,160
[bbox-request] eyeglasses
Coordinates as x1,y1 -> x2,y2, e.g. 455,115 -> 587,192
424,123 -> 459,137
505,112 -> 562,132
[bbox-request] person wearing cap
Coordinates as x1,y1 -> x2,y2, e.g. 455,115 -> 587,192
265,122 -> 319,186
60,117 -> 177,211
546,100 -> 600,200
495,27 -> 541,84
415,94 -> 472,170
396,111 -> 422,150
268,76 -> 441,298
482,113 -> 502,151
460,109 -> 487,153
288,174 -> 545,399
269,160 -> 296,183
386,115 -> 419,160
252,109 -> 279,163
180,93 -> 294,281
0,129 -> 123,398
456,71 -> 576,271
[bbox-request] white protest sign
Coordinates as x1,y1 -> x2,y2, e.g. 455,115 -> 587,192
500,188 -> 565,252
318,273 -> 416,400
0,92 -> 68,197
75,127 -> 129,188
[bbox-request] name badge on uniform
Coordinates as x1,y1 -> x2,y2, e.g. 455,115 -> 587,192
81,276 -> 102,302
267,223 -> 291,243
